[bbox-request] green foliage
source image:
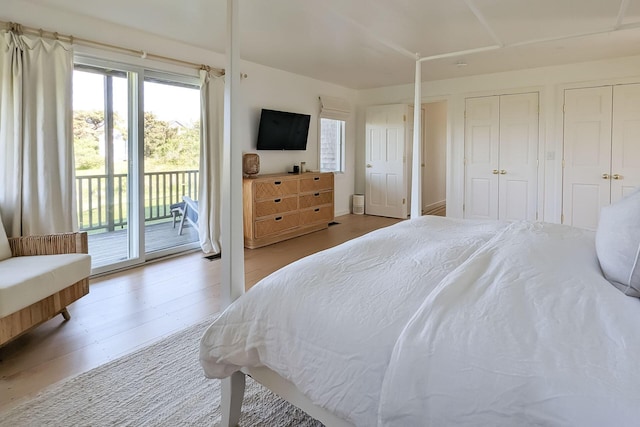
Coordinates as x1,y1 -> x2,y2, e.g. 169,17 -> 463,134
73,109 -> 200,173
73,110 -> 105,171
143,112 -> 200,170
74,137 -> 103,170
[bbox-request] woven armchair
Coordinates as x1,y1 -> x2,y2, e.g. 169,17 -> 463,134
8,231 -> 88,256
0,232 -> 90,346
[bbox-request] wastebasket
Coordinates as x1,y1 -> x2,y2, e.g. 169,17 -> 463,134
352,194 -> 365,215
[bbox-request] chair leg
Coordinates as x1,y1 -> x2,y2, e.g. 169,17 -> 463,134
178,209 -> 187,235
61,308 -> 71,321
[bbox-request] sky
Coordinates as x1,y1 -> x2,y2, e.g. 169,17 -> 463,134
72,70 -> 200,123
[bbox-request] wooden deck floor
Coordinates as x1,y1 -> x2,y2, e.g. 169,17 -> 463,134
88,219 -> 199,268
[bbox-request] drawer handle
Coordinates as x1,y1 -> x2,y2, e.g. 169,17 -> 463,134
274,198 -> 281,203
314,208 -> 320,212
314,193 -> 320,197
275,216 -> 283,221
313,177 -> 320,181
274,181 -> 281,185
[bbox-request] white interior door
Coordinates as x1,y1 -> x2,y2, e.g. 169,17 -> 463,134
365,104 -> 407,218
464,96 -> 499,220
498,93 -> 539,221
612,83 -> 640,202
562,86 -> 612,230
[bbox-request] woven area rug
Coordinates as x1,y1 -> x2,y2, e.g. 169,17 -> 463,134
1,317 -> 322,426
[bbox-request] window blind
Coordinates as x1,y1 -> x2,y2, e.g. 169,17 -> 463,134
319,95 -> 350,120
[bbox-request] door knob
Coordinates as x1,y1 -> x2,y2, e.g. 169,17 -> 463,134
612,174 -> 623,180
366,164 -> 372,168
602,173 -> 610,180
492,169 -> 499,174
500,170 -> 507,175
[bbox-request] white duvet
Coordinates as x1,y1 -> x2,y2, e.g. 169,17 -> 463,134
200,217 -> 640,426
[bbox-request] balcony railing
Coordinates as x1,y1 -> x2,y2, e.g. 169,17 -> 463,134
76,169 -> 199,231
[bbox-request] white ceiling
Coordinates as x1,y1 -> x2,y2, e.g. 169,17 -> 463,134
18,0 -> 640,89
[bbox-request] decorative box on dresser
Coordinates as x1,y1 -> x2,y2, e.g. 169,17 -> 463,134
243,172 -> 334,249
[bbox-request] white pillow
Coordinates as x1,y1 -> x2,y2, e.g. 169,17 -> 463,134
0,209 -> 12,261
595,189 -> 640,297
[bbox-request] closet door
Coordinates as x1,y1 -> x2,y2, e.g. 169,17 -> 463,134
562,86 -> 612,230
464,96 -> 500,220
498,93 -> 539,221
611,84 -> 640,203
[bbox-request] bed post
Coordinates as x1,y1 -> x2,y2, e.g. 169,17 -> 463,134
221,0 -> 246,425
411,56 -> 422,219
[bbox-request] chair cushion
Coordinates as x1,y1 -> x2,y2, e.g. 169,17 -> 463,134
595,189 -> 640,297
0,253 -> 91,317
0,210 -> 11,262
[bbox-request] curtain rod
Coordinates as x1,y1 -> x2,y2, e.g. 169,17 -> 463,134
2,21 -> 224,75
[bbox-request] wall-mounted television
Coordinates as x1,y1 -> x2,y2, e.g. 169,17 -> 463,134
256,109 -> 311,150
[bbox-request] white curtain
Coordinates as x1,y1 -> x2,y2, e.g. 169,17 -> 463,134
0,31 -> 76,237
198,70 -> 225,254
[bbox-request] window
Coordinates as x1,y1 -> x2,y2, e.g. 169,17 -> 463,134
319,118 -> 345,172
318,95 -> 350,173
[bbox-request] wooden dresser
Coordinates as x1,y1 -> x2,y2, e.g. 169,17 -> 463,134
243,172 -> 334,249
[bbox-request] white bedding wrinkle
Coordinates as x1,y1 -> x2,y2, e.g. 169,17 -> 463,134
378,221 -> 640,427
199,216 -> 506,426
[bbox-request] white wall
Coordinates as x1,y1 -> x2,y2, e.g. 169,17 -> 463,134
422,101 -> 447,210
1,1 -> 357,216
357,54 -> 640,222
236,62 -> 357,216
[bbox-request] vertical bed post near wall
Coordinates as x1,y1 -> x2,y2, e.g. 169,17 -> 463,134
411,56 -> 422,219
221,0 -> 246,426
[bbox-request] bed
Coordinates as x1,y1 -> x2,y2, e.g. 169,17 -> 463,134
200,204 -> 640,426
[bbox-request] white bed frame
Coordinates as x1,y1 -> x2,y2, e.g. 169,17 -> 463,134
221,369 -> 353,427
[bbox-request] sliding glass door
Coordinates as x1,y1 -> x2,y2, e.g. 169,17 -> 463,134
73,59 -> 200,274
143,75 -> 200,254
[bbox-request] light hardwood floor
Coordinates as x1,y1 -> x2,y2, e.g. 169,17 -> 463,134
0,214 -> 401,412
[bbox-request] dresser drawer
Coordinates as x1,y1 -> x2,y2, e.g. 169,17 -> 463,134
299,191 -> 333,209
300,174 -> 333,193
254,212 -> 299,238
254,179 -> 298,200
300,205 -> 333,226
255,195 -> 298,218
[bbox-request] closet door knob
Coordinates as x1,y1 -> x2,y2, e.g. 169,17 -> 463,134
492,169 -> 499,174
366,164 -> 372,168
500,170 -> 507,175
602,173 -> 610,180
612,174 -> 623,180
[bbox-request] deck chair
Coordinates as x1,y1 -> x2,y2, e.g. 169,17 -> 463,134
170,202 -> 185,229
179,196 -> 199,235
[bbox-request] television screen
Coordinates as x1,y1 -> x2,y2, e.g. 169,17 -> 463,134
256,109 -> 310,150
